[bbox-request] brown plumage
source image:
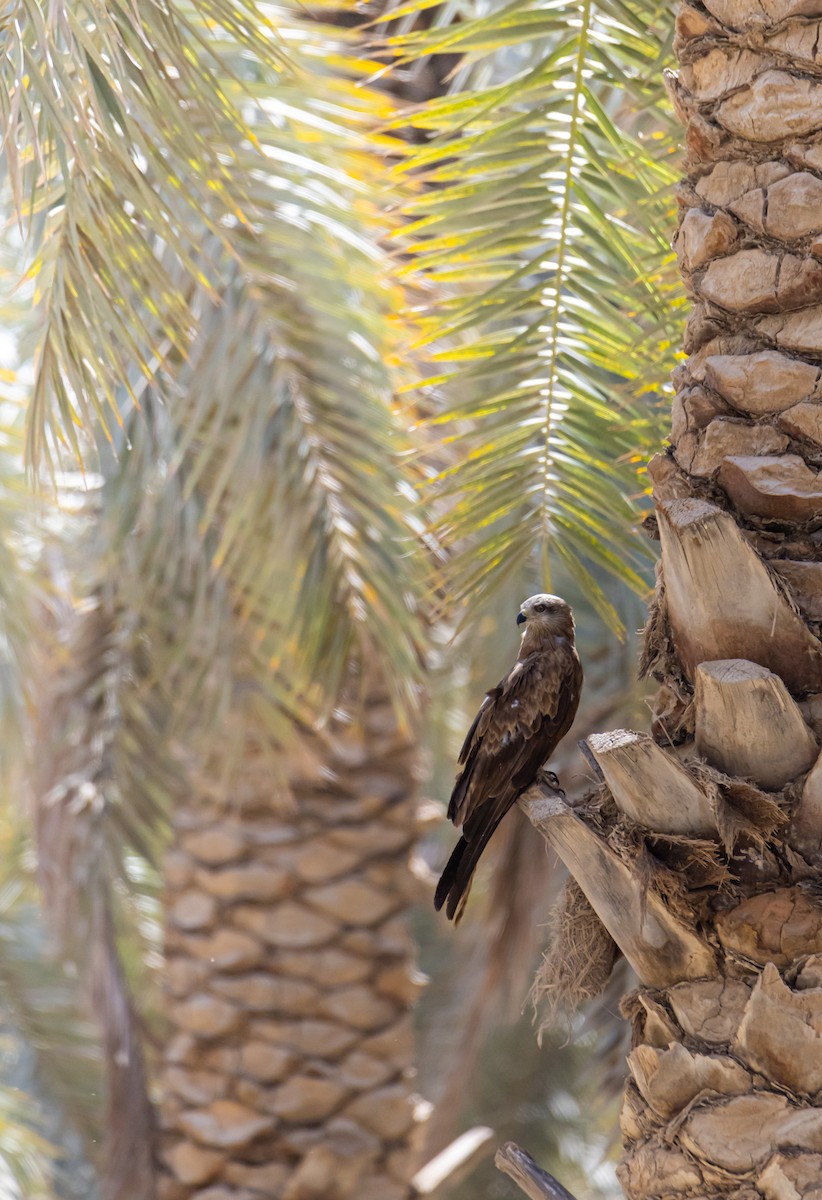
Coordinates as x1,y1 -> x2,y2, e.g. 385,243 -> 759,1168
435,593 -> 583,922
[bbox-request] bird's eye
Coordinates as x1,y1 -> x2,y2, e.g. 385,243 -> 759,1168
534,603 -> 547,613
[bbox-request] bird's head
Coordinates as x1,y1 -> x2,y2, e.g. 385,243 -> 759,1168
516,593 -> 575,642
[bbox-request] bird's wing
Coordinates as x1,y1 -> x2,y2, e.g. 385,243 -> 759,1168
448,645 -> 582,828
456,685 -> 502,765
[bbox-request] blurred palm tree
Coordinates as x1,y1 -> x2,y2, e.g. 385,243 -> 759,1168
0,0 -> 682,1196
2,4 -> 428,1196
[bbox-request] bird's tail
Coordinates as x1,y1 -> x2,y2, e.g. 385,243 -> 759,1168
434,809 -> 507,922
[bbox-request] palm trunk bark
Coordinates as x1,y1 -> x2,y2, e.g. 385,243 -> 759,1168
157,687 -> 426,1200
526,4 -> 822,1197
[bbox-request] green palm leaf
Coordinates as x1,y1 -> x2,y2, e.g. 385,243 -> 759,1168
1,0 -> 428,709
390,0 -> 683,629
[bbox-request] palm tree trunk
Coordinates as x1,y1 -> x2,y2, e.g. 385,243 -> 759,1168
157,687 -> 425,1200
526,4 -> 822,1196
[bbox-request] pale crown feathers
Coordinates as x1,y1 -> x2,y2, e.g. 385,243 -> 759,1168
516,593 -> 575,643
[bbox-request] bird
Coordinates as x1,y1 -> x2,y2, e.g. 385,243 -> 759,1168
434,593 -> 583,922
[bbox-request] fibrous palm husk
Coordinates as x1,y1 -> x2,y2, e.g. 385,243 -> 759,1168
531,878 -> 620,1038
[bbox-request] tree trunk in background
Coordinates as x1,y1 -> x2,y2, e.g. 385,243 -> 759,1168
526,4 -> 822,1198
157,689 -> 426,1200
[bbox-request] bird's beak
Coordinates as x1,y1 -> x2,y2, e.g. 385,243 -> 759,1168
516,611 -> 526,626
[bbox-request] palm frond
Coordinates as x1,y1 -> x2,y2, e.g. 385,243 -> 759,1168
2,0 -> 428,710
0,1087 -> 52,1197
0,815 -> 103,1194
390,0 -> 684,629
28,574 -> 174,1200
2,0 -> 284,463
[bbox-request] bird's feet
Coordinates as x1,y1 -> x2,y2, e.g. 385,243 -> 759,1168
538,768 -> 564,797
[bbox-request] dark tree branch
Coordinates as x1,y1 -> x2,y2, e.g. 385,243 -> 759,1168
495,1142 -> 581,1200
577,737 -> 604,782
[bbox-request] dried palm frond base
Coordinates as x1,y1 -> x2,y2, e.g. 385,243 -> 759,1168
531,879 -> 619,1039
687,759 -> 788,854
637,574 -> 678,684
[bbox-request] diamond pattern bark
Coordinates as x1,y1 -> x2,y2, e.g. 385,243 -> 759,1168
157,690 -> 425,1199
619,5 -> 822,1196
